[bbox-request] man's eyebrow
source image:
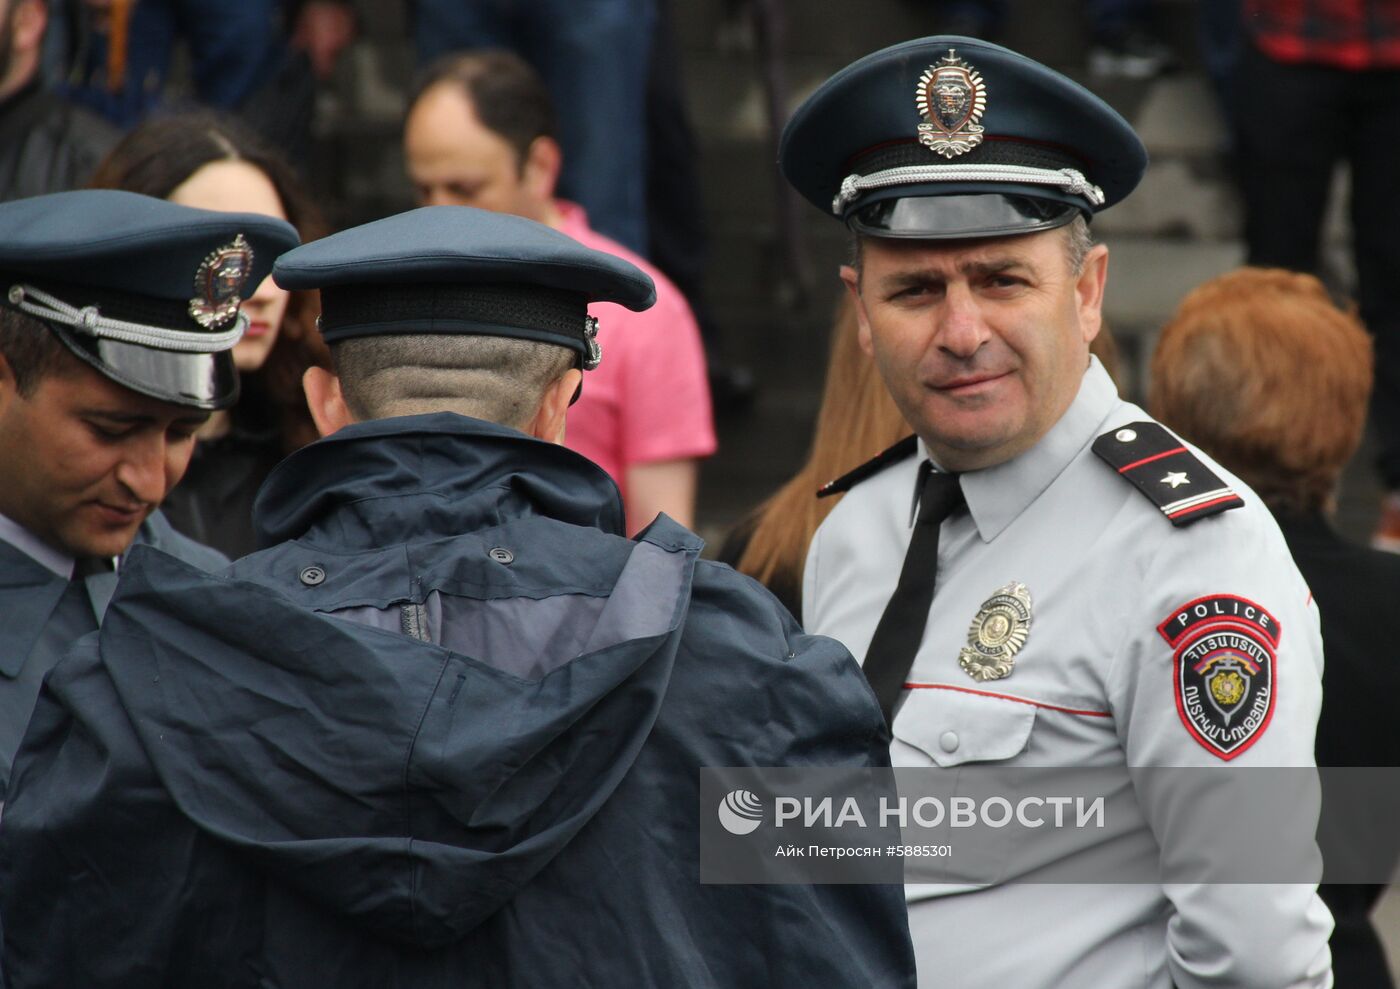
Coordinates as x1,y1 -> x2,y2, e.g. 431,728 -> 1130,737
961,257 -> 1030,277
876,270 -> 945,290
78,410 -> 209,428
78,410 -> 154,424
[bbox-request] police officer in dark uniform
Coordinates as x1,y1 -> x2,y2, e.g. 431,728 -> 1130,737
0,189 -> 298,797
0,205 -> 916,988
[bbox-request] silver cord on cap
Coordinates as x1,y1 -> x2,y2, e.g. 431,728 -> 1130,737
831,164 -> 1107,214
5,283 -> 245,353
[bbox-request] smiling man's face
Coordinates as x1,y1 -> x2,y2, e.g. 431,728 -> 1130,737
842,224 -> 1108,472
0,347 -> 207,558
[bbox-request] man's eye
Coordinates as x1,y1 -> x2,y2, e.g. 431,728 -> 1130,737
86,421 -> 130,440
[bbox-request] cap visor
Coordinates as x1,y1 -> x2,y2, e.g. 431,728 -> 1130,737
54,327 -> 239,410
849,194 -> 1081,239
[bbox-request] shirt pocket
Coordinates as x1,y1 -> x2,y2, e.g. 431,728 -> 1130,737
891,687 -> 1037,887
893,687 -> 1036,767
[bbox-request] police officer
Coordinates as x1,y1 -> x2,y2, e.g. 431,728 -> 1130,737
0,205 -> 916,988
0,189 -> 298,796
786,37 -> 1334,987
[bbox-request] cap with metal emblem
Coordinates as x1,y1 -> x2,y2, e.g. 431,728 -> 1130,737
0,190 -> 300,409
780,35 -> 1148,239
272,206 -> 655,373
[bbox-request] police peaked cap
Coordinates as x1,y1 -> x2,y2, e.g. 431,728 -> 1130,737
273,206 -> 656,371
0,189 -> 300,409
781,36 -> 1148,239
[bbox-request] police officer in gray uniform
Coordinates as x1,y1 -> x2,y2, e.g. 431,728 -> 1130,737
786,37 -> 1334,987
0,189 -> 298,796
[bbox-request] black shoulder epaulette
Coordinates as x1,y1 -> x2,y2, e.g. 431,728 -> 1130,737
1092,421 -> 1244,527
817,435 -> 918,498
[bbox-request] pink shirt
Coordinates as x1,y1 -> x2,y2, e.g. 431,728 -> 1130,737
556,201 -> 716,496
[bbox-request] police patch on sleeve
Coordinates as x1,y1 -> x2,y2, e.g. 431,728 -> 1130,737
1157,595 -> 1280,760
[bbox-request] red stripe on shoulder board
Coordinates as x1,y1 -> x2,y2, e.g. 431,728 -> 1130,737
1167,494 -> 1245,518
1118,446 -> 1187,473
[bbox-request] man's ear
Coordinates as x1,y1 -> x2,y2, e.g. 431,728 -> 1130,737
839,264 -> 876,357
527,367 -> 582,445
521,135 -> 562,202
1075,243 -> 1109,344
302,365 -> 355,437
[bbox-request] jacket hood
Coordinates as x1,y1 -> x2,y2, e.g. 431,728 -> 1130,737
253,413 -> 626,548
95,425 -> 701,949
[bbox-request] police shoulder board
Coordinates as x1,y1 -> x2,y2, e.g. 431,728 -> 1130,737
817,435 -> 918,498
1091,421 -> 1244,527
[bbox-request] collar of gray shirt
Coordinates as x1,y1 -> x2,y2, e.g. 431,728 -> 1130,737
0,511 -> 74,580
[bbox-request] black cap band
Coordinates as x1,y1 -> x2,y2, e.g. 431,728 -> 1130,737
318,282 -> 590,354
848,135 -> 1091,178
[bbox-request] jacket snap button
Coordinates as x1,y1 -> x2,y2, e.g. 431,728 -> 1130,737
488,547 -> 515,565
299,565 -> 326,586
939,730 -> 960,753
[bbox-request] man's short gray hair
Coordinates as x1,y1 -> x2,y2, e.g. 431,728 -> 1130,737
331,334 -> 576,429
1064,214 -> 1093,275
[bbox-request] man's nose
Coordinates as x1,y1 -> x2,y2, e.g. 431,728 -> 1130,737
936,283 -> 991,358
114,436 -> 172,505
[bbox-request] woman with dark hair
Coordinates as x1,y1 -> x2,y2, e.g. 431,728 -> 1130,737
89,110 -> 329,558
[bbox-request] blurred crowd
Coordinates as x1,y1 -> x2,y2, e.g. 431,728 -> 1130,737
6,0 -> 1399,550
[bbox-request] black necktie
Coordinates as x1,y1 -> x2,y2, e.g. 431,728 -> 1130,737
71,556 -> 116,580
862,462 -> 964,729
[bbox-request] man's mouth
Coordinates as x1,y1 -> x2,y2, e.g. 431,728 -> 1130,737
934,370 -> 1011,393
91,502 -> 147,525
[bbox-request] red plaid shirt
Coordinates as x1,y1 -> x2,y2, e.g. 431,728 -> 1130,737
1245,0 -> 1400,68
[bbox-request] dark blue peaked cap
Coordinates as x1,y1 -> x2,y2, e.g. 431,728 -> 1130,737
0,189 -> 300,409
274,206 -> 656,369
781,36 -> 1148,239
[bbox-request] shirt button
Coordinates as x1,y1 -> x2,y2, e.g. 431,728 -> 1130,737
939,730 -> 959,753
488,547 -> 515,565
299,565 -> 326,586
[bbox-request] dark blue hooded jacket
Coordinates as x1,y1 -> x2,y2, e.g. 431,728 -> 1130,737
0,510 -> 225,796
0,414 -> 915,988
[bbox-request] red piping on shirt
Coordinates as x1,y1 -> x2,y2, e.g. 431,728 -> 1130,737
904,681 -> 1111,718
